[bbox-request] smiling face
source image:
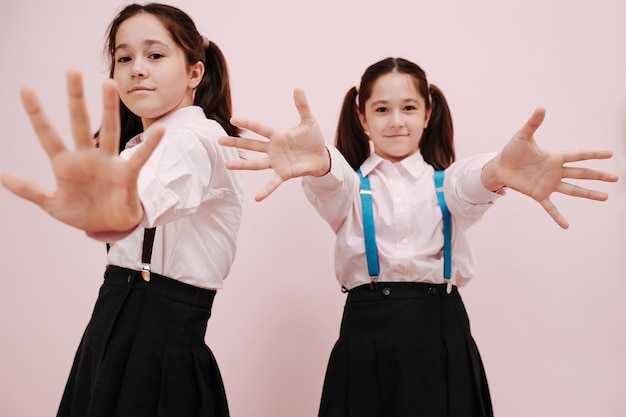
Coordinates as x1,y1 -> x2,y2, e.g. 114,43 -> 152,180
359,72 -> 431,163
112,13 -> 204,128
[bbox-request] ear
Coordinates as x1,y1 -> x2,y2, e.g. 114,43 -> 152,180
188,61 -> 205,89
358,110 -> 369,135
424,107 -> 432,129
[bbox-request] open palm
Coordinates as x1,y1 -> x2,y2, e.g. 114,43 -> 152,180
219,88 -> 329,201
485,108 -> 618,228
1,69 -> 163,234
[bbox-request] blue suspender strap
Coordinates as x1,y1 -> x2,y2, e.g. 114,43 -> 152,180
357,169 -> 380,288
434,170 -> 452,283
357,168 -> 452,292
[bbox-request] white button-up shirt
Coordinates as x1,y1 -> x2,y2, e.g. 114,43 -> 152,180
101,106 -> 243,290
303,146 -> 502,290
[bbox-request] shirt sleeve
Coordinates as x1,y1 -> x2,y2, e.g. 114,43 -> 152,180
125,121 -> 225,227
302,146 -> 360,234
444,152 -> 504,229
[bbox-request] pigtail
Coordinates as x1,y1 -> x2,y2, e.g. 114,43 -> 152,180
420,84 -> 455,170
195,41 -> 239,137
335,87 -> 370,170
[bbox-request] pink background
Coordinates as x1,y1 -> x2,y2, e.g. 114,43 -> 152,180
1,0 -> 625,416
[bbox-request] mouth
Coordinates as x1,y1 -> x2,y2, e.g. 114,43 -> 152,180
128,86 -> 154,93
385,134 -> 409,139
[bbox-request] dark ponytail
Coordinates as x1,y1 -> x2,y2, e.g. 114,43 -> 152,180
335,87 -> 370,170
194,41 -> 239,137
420,84 -> 454,170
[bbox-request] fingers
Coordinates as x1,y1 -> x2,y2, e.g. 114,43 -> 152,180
127,124 -> 165,172
219,135 -> 268,153
540,198 -> 569,229
66,69 -> 94,150
516,107 -> 546,141
230,116 -> 276,140
293,88 -> 316,125
224,158 -> 271,171
20,86 -> 67,159
99,79 -> 121,155
556,181 -> 609,201
255,175 -> 284,202
0,171 -> 50,208
562,166 -> 620,183
562,149 -> 615,163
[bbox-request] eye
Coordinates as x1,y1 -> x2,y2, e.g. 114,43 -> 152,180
116,56 -> 131,63
148,52 -> 164,60
374,107 -> 388,113
404,105 -> 417,111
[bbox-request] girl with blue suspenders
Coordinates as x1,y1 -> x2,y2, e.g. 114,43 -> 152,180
219,57 -> 617,416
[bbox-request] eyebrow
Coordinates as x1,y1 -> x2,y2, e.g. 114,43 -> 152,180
113,39 -> 170,54
369,98 -> 420,107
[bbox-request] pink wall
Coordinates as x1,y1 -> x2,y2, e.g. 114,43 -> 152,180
1,0 -> 625,416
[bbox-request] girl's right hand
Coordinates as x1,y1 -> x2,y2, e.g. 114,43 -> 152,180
1,69 -> 164,234
219,88 -> 330,202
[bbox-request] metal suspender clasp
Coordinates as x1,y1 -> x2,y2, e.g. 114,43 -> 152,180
369,276 -> 379,291
141,263 -> 151,282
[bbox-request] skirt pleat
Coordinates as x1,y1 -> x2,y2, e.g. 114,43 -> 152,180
57,265 -> 229,417
318,282 -> 493,417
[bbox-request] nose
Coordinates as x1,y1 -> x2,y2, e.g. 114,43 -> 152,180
131,57 -> 146,78
389,110 -> 404,127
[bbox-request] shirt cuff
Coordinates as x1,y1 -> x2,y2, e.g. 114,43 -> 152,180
303,146 -> 346,188
460,166 -> 504,202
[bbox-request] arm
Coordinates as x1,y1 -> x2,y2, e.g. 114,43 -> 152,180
480,107 -> 618,228
218,88 -> 330,201
0,69 -> 163,234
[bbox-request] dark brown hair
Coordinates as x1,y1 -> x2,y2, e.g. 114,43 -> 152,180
335,57 -> 454,170
101,3 -> 238,152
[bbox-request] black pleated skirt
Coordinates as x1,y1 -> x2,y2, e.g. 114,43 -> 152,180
57,265 -> 229,417
318,282 -> 493,417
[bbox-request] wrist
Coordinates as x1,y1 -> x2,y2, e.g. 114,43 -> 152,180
481,156 -> 506,192
312,146 -> 331,177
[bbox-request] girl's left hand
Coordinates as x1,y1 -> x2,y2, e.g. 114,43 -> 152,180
481,107 -> 619,228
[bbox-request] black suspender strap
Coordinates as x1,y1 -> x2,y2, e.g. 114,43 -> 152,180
141,227 -> 156,282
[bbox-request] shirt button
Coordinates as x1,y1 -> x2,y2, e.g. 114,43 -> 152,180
383,288 -> 391,296
402,238 -> 408,244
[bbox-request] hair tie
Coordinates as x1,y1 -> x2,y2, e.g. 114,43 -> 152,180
202,36 -> 211,48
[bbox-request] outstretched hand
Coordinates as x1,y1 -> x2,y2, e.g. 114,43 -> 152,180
481,107 -> 618,229
1,69 -> 164,234
218,88 -> 330,201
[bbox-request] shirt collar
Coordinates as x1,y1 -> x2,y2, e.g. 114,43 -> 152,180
359,150 -> 429,179
124,106 -> 206,150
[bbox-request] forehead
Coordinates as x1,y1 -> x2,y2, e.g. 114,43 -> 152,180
115,13 -> 173,46
369,72 -> 423,102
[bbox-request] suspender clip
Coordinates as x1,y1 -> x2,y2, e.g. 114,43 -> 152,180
369,276 -> 379,291
141,263 -> 151,282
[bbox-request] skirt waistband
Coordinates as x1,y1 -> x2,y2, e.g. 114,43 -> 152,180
104,265 -> 216,310
346,282 -> 460,304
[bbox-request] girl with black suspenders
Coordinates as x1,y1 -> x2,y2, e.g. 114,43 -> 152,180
2,4 -> 242,416
219,57 -> 618,416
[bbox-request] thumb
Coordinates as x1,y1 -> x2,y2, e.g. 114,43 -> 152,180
516,107 -> 546,142
293,88 -> 315,125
